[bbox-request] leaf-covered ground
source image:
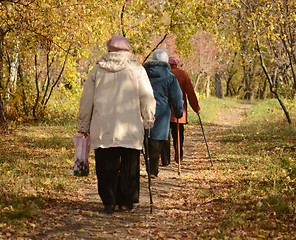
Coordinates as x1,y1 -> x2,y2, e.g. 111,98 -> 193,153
4,103 -> 296,239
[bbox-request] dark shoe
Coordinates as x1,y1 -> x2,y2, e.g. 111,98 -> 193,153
119,203 -> 133,211
104,204 -> 115,214
150,173 -> 157,179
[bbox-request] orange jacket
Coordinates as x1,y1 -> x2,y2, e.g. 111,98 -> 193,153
170,65 -> 200,124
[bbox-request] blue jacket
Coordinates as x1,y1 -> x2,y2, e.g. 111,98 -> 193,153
143,60 -> 183,140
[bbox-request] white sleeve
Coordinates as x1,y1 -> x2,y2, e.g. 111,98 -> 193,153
138,66 -> 156,129
77,66 -> 96,132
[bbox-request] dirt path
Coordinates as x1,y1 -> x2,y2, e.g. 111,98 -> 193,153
24,103 -> 252,240
216,104 -> 253,127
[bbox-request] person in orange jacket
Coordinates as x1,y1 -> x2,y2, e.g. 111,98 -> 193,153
161,55 -> 201,165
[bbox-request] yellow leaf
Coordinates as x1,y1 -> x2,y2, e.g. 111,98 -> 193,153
44,178 -> 51,185
67,159 -> 73,164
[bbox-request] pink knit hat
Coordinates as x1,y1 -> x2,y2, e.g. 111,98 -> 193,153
106,35 -> 131,52
168,55 -> 180,65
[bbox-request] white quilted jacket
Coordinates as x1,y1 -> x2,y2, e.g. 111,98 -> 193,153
78,52 -> 156,150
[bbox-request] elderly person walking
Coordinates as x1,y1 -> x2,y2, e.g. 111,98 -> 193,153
78,35 -> 156,214
143,49 -> 183,178
164,55 -> 201,164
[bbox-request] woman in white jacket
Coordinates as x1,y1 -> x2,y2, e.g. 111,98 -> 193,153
78,35 -> 156,214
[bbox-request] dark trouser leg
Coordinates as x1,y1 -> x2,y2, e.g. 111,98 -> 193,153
160,132 -> 170,166
116,148 -> 140,205
95,148 -> 121,206
148,139 -> 164,176
171,122 -> 184,162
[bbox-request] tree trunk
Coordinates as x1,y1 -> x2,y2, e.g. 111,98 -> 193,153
243,64 -> 254,100
18,63 -> 29,116
253,17 -> 292,124
226,78 -> 232,96
0,98 -> 7,132
215,72 -> 224,98
226,69 -> 237,97
5,45 -> 19,112
259,78 -> 267,99
43,46 -> 70,106
0,27 -> 8,131
206,75 -> 210,98
194,74 -> 201,92
33,54 -> 40,119
0,105 -> 7,132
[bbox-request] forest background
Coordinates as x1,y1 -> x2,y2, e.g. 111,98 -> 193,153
1,0 -> 296,129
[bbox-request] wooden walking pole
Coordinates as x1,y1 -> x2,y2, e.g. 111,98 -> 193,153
177,119 -> 181,175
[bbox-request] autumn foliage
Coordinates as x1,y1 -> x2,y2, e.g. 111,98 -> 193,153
1,0 -> 296,128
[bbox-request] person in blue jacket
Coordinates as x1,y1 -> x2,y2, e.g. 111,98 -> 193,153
143,49 -> 183,178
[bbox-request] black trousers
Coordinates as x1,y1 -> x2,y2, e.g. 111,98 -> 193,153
160,132 -> 171,166
148,139 -> 167,176
95,147 -> 140,206
170,122 -> 184,161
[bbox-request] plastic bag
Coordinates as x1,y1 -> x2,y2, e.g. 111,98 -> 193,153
72,133 -> 90,176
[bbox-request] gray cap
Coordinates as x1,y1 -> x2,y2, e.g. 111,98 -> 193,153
152,49 -> 169,63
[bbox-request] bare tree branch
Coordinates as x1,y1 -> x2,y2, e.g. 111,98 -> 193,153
252,15 -> 292,124
142,2 -> 179,63
120,1 -> 127,37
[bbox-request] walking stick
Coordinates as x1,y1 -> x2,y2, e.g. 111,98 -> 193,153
177,119 -> 181,175
197,113 -> 214,167
144,129 -> 153,213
